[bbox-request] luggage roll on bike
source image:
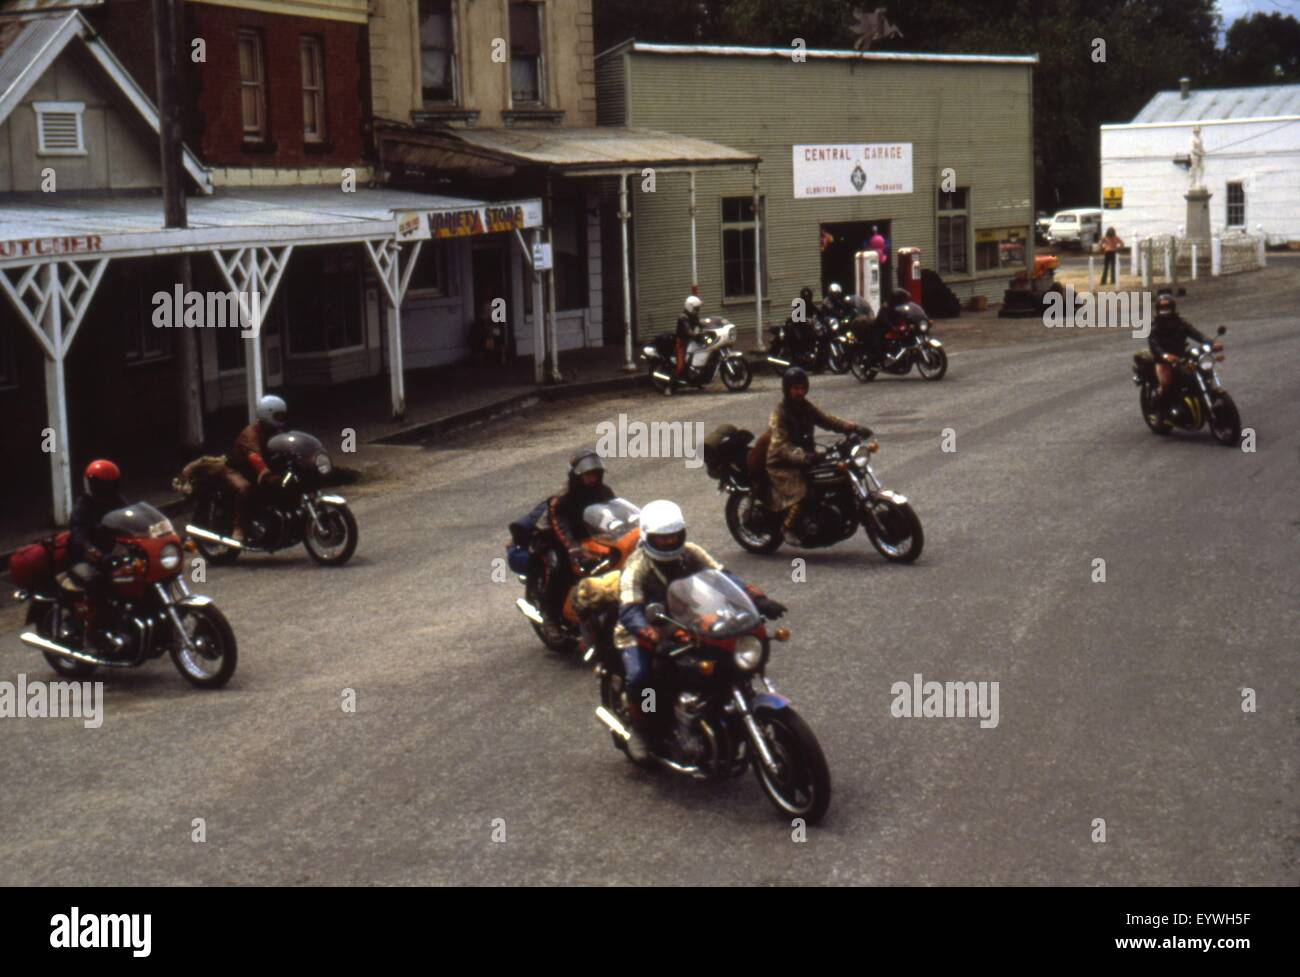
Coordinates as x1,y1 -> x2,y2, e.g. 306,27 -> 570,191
183,431 -> 358,566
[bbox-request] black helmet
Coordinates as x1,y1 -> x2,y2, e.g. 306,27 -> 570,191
1155,292 -> 1176,318
799,286 -> 814,305
569,447 -> 605,480
891,288 -> 911,307
782,366 -> 810,397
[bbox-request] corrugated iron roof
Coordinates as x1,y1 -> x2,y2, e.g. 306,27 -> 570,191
599,39 -> 1038,66
395,126 -> 759,173
0,12 -> 76,110
1130,84 -> 1300,124
0,0 -> 103,14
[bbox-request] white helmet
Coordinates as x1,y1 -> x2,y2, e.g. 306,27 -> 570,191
256,394 -> 287,429
640,499 -> 686,561
683,295 -> 703,315
827,282 -> 843,298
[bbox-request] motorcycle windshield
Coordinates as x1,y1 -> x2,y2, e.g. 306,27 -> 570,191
266,431 -> 327,467
582,498 -> 641,543
666,569 -> 761,638
102,502 -> 174,538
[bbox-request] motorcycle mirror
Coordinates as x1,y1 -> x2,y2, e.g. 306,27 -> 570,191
1216,326 -> 1226,336
646,602 -> 666,623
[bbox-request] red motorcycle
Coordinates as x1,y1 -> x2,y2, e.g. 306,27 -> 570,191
850,299 -> 948,382
9,502 -> 237,687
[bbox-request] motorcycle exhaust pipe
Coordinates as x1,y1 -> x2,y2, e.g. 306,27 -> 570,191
20,631 -> 116,667
185,525 -> 243,549
767,355 -> 791,368
651,371 -> 674,384
515,597 -> 545,625
595,706 -> 632,741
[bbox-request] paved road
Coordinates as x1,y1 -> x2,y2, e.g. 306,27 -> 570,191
2,276 -> 1296,885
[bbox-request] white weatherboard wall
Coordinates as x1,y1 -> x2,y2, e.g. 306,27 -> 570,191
1101,119 -> 1300,244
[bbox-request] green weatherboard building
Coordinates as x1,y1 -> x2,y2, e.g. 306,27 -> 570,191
596,41 -> 1038,343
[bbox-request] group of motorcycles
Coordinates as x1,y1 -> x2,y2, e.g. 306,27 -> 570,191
10,428 -> 357,688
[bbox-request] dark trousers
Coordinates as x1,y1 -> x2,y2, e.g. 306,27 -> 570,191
1100,251 -> 1118,285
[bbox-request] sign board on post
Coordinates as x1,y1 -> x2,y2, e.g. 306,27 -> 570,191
792,144 -> 913,199
1103,187 -> 1123,210
395,200 -> 544,241
531,242 -> 553,271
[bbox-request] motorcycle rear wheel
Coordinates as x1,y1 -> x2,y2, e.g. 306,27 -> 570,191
1209,392 -> 1241,447
31,602 -> 96,678
1139,386 -> 1172,435
649,363 -> 672,394
725,493 -> 782,554
751,706 -> 831,824
864,498 -> 924,563
599,670 -> 635,759
193,494 -> 241,564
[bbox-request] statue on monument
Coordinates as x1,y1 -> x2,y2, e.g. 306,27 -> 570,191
1188,126 -> 1205,191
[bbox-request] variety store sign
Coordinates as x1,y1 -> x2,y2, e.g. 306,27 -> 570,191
397,200 -> 543,241
793,143 -> 913,198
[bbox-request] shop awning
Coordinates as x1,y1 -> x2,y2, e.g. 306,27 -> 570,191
378,125 -> 760,178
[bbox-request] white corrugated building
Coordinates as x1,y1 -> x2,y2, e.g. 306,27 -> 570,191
1100,82 -> 1300,245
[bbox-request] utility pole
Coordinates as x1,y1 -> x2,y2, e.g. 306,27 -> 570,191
153,0 -> 204,449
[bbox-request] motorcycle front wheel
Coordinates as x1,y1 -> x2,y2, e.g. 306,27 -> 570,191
1208,392 -> 1241,446
599,669 -> 635,759
169,604 -> 237,688
827,342 -> 850,375
751,706 -> 831,824
304,502 -> 359,566
850,353 -> 878,383
916,344 -> 948,381
720,356 -> 753,392
864,498 -> 924,563
724,493 -> 782,554
648,363 -> 673,394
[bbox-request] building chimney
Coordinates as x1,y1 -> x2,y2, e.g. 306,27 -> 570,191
1180,77 -> 1191,100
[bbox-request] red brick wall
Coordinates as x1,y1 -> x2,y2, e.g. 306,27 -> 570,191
185,6 -> 369,168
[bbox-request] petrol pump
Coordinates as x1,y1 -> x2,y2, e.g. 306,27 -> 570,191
854,250 -> 881,316
897,247 -> 923,305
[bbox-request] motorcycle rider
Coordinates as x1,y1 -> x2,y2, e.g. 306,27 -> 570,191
861,288 -> 913,370
821,282 -> 853,321
1148,291 -> 1220,426
766,368 -> 871,546
615,500 -> 786,762
670,295 -> 705,393
537,448 -> 617,643
227,394 -> 288,543
67,459 -> 127,650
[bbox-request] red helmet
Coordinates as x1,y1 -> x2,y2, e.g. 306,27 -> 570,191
84,459 -> 121,500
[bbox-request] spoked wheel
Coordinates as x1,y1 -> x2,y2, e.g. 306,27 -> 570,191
916,344 -> 948,381
720,356 -> 753,391
192,494 -> 240,564
1209,393 -> 1241,447
751,706 -> 831,824
864,498 -> 924,563
31,603 -> 96,678
724,493 -> 783,554
827,342 -> 850,375
1139,386 -> 1171,435
304,503 -> 358,565
850,353 -> 878,383
169,604 -> 237,688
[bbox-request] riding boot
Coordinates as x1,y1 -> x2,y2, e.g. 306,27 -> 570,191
782,501 -> 807,547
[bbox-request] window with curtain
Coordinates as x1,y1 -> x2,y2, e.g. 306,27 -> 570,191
300,37 -> 326,142
721,196 -> 764,300
509,2 -> 543,104
419,0 -> 456,104
238,29 -> 267,140
937,187 -> 969,275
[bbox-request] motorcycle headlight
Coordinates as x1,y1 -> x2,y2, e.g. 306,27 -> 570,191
919,319 -> 930,333
850,444 -> 869,468
734,636 -> 763,672
1198,355 -> 1215,372
159,543 -> 182,570
314,451 -> 332,476
843,331 -> 856,342
642,345 -> 655,357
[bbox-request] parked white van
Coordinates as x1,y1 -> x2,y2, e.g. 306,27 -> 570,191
1046,208 -> 1103,247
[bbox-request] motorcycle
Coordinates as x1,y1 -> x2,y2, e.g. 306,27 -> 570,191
1133,326 -> 1239,445
705,427 -> 923,563
642,316 -> 752,393
767,303 -> 855,376
850,299 -> 947,382
179,430 -> 358,566
514,498 -> 641,653
592,568 -> 831,823
9,502 -> 237,687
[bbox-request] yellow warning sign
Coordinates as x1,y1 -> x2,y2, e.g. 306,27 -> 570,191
1103,187 -> 1123,210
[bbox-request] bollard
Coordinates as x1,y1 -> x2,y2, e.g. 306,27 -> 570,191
1191,243 -> 1198,280
1088,254 -> 1095,291
1164,240 -> 1172,282
1141,240 -> 1151,287
1256,226 -> 1266,268
1130,236 -> 1140,276
1211,237 -> 1222,276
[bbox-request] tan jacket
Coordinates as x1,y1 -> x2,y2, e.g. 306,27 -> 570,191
765,398 -> 855,510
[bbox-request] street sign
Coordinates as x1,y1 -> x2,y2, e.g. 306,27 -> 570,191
532,242 -> 553,271
1103,187 -> 1123,210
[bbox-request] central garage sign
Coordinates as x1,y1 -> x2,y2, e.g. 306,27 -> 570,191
793,143 -> 913,199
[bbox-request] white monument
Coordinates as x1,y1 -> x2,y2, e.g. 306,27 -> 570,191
1184,125 -> 1211,246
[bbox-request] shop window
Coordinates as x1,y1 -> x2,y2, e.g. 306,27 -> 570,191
554,197 -> 588,311
722,196 -> 764,300
1226,182 -> 1245,228
419,0 -> 456,104
509,2 -> 544,105
937,187 -> 969,276
300,37 -> 326,143
407,242 -> 448,295
975,227 -> 1028,272
286,248 -> 363,354
125,263 -> 172,365
238,29 -> 268,141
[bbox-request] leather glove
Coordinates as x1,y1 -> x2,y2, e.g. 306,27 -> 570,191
1211,341 -> 1224,352
670,628 -> 691,644
636,626 -> 661,646
854,425 -> 873,438
755,596 -> 787,620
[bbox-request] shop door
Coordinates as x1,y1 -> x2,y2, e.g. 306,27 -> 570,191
471,243 -> 511,355
821,220 -> 890,297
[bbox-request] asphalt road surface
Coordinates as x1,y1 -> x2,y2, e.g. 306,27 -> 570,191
3,276 -> 1296,885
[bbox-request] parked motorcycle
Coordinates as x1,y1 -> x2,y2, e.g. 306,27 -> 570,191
643,316 -> 752,393
850,299 -> 947,382
180,431 -> 358,566
1133,326 -> 1239,445
9,502 -> 237,687
705,427 -> 923,562
767,304 -> 854,376
592,568 -> 831,823
514,498 -> 641,653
